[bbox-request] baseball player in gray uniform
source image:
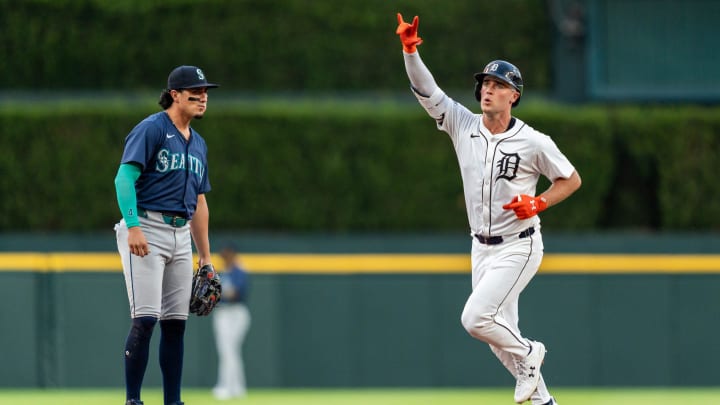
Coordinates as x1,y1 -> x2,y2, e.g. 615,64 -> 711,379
396,14 -> 581,405
114,65 -> 218,405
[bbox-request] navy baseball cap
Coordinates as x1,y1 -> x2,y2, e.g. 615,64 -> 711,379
167,65 -> 219,90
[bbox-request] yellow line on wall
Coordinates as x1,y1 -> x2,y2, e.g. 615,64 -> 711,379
541,254 -> 720,274
0,253 -> 719,274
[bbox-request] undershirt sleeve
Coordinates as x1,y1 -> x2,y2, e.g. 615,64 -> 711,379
114,163 -> 142,227
403,50 -> 439,98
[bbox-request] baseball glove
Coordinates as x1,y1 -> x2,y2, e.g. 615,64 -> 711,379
189,263 -> 222,316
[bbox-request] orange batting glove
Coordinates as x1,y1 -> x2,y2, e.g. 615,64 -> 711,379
502,194 -> 548,219
396,13 -> 423,53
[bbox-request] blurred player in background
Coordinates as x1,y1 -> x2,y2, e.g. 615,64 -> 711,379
212,243 -> 252,400
395,13 -> 581,405
114,65 -> 218,405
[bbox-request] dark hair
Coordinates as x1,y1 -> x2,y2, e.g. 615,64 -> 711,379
158,89 -> 174,109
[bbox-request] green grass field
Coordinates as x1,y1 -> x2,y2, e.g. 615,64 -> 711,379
0,388 -> 718,405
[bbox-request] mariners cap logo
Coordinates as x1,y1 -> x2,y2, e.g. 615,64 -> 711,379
196,68 -> 205,81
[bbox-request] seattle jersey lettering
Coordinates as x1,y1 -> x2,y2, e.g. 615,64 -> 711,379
155,148 -> 205,178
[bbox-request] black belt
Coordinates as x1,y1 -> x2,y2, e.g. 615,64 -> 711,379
137,208 -> 188,227
474,227 -> 535,245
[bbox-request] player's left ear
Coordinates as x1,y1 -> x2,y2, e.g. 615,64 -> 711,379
510,91 -> 520,105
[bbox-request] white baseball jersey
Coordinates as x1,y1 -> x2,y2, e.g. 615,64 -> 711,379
413,87 -> 575,237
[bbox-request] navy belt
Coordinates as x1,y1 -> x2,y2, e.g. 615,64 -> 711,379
137,208 -> 188,228
475,227 -> 535,245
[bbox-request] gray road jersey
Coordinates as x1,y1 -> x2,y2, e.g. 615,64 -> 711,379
413,87 -> 575,236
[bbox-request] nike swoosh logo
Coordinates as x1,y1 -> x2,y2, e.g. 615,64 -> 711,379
166,133 -> 175,139
470,134 -> 481,138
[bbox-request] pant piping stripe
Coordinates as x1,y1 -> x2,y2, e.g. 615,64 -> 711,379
492,236 -> 535,349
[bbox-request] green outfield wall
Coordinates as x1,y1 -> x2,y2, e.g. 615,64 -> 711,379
1,232 -> 719,388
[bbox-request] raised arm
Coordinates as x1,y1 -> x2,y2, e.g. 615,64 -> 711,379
396,13 -> 438,98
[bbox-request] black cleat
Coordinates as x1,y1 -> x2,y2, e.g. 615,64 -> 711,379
125,400 -> 144,405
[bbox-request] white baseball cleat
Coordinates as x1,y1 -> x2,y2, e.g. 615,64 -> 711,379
513,340 -> 546,403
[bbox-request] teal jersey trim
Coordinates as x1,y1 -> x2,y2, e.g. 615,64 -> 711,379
114,163 -> 142,227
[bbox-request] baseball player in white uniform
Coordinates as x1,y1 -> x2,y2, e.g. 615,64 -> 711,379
396,14 -> 582,405
212,245 -> 251,400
